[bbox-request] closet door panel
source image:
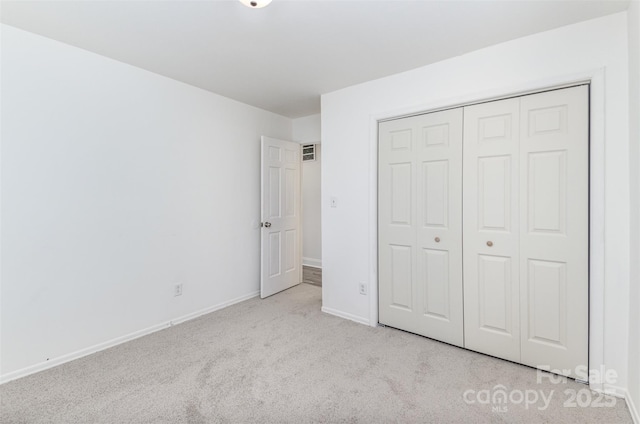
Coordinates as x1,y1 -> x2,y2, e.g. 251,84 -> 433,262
379,108 -> 463,346
416,108 -> 463,346
463,98 -> 521,362
519,85 -> 589,378
379,118 -> 419,334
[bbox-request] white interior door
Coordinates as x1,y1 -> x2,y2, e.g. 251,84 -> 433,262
463,97 -> 521,362
518,86 -> 589,378
379,108 -> 464,347
261,136 -> 302,298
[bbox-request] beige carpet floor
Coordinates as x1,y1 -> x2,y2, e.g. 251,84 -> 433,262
0,283 -> 632,423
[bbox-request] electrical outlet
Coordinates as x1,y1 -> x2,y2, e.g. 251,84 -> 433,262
359,282 -> 367,295
174,283 -> 183,297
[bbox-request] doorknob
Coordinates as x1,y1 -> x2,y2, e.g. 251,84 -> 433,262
435,237 -> 440,243
263,222 -> 272,228
487,241 -> 493,247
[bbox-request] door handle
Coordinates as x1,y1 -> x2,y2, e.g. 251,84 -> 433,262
263,222 -> 272,228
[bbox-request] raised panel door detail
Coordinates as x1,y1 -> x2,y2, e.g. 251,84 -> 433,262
391,163 -> 412,225
422,249 -> 449,320
528,151 -> 567,234
268,146 -> 281,162
269,167 -> 281,219
269,232 -> 281,277
478,156 -> 511,231
390,245 -> 413,311
423,123 -> 449,147
478,255 -> 512,335
423,160 -> 448,228
284,148 -> 297,164
528,105 -> 567,136
285,168 -> 296,218
478,114 -> 512,142
285,229 -> 296,273
391,129 -> 412,151
527,259 -> 567,347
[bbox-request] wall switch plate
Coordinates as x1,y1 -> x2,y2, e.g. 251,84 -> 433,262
174,283 -> 183,297
359,282 -> 367,295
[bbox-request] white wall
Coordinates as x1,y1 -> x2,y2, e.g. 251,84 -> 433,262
0,25 -> 292,381
293,114 -> 322,268
293,114 -> 321,146
627,1 -> 640,421
322,12 -> 630,393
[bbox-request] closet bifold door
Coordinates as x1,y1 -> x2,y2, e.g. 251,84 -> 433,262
378,108 -> 464,347
463,98 -> 521,362
463,86 -> 589,377
519,86 -> 588,378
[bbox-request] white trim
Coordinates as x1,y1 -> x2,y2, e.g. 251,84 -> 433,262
595,385 -> 631,399
368,69 -> 607,384
321,306 -> 370,326
588,69 -> 606,394
625,389 -> 640,424
302,257 -> 322,269
0,26 -> 3,379
368,105 -> 379,328
592,386 -> 638,423
0,290 -> 259,385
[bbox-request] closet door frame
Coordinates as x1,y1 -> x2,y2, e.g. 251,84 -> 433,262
370,70 -> 606,391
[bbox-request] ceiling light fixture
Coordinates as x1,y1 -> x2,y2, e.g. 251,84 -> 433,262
239,0 -> 272,8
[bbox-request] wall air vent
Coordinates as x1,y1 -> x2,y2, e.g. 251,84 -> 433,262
302,144 -> 316,161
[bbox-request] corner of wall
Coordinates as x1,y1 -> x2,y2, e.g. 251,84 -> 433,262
292,113 -> 322,144
0,23 -> 4,379
627,0 -> 640,422
0,25 -> 292,379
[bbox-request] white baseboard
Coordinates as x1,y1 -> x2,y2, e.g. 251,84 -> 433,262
302,257 -> 322,268
321,306 -> 369,326
0,290 -> 259,385
626,389 -> 640,424
592,385 -> 638,423
600,384 -> 628,399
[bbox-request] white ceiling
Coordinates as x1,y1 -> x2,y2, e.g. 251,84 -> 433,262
1,0 -> 630,118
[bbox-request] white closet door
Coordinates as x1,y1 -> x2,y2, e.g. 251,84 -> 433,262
379,116 -> 417,334
379,108 -> 464,346
463,98 -> 521,362
519,86 -> 589,378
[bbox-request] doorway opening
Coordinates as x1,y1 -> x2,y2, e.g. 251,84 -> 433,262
302,143 -> 322,287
